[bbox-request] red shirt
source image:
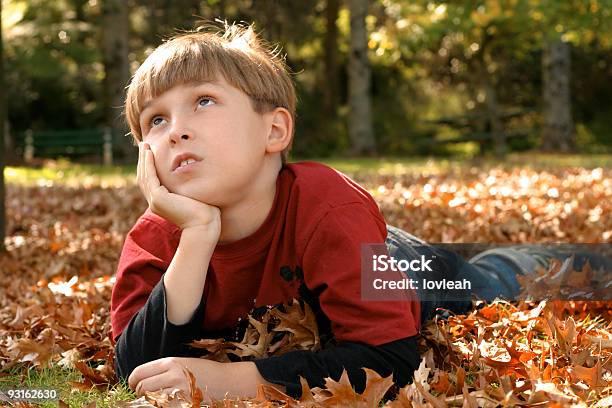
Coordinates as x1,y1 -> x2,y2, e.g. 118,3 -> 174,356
110,162 -> 420,345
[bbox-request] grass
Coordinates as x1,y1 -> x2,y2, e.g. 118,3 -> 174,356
4,159 -> 135,187
0,365 -> 134,407
311,152 -> 611,175
4,153 -> 610,186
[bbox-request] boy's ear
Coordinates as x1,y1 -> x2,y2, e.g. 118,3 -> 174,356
265,107 -> 293,154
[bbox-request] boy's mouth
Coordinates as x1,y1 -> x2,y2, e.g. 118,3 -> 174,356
172,152 -> 203,172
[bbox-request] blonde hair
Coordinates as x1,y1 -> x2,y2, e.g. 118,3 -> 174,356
124,21 -> 296,163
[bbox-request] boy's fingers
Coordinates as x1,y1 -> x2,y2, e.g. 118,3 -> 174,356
159,388 -> 181,397
144,147 -> 161,191
136,142 -> 144,186
136,377 -> 181,397
128,358 -> 182,391
137,142 -> 149,195
128,361 -> 165,390
137,142 -> 143,175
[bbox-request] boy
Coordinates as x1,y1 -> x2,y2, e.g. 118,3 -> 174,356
110,20 -> 610,401
111,22 -> 421,400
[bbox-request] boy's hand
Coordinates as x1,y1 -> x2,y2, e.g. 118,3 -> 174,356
137,142 -> 221,238
128,357 -> 189,396
128,357 -> 286,400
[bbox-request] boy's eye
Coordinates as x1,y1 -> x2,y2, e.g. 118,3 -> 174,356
198,97 -> 215,107
151,116 -> 165,127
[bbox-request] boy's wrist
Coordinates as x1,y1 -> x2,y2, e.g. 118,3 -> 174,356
216,361 -> 287,398
180,224 -> 220,247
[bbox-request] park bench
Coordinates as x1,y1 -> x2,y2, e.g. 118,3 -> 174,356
13,128 -> 116,164
427,108 -> 533,128
425,108 -> 535,156
430,130 -> 530,145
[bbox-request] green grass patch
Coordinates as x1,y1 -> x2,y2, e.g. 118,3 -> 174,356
0,365 -> 134,407
502,152 -> 611,168
302,153 -> 611,176
4,153 -> 610,187
5,159 -> 136,187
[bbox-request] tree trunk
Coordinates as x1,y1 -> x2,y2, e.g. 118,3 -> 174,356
0,1 -> 6,251
322,0 -> 340,118
541,38 -> 573,152
102,0 -> 132,162
261,0 -> 282,44
484,81 -> 505,158
347,0 -> 376,155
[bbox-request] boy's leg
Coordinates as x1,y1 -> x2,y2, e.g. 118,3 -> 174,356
385,225 -> 474,324
385,225 -> 612,325
386,225 -> 535,323
468,245 -> 612,298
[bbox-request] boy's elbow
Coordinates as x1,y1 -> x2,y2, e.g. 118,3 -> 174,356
114,352 -> 129,383
114,350 -> 131,383
113,332 -> 138,383
388,336 -> 421,386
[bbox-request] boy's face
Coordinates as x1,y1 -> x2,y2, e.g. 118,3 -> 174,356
138,76 -> 272,206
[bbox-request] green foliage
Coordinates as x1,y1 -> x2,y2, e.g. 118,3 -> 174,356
3,0 -> 104,130
1,0 -> 611,157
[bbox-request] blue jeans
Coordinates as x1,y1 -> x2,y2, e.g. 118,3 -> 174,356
385,225 -> 612,324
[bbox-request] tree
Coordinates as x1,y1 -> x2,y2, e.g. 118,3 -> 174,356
322,0 -> 340,119
0,0 -> 6,251
541,37 -> 573,152
536,0 -> 580,153
101,0 -> 132,162
535,0 -> 610,152
347,0 -> 376,155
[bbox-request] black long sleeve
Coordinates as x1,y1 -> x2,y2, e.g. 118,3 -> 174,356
114,275 -> 208,380
254,337 -> 420,399
114,278 -> 420,400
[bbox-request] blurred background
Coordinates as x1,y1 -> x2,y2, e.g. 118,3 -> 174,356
0,0 -> 611,164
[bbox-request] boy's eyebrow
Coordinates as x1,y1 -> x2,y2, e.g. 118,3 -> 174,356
141,80 -> 222,110
142,100 -> 154,110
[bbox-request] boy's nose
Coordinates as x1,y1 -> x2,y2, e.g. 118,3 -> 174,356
168,127 -> 193,145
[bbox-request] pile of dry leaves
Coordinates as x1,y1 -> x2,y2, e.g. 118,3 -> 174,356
0,164 -> 610,406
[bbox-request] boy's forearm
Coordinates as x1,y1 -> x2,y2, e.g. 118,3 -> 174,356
163,227 -> 216,325
194,360 -> 286,399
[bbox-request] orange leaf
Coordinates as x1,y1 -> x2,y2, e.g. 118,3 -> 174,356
430,371 -> 452,395
361,367 -> 395,406
182,368 -> 203,407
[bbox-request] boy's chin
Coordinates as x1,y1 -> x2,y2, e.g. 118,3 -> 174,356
170,184 -> 216,205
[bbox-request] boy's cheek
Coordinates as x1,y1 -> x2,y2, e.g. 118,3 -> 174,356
156,167 -> 176,190
148,146 -> 162,169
